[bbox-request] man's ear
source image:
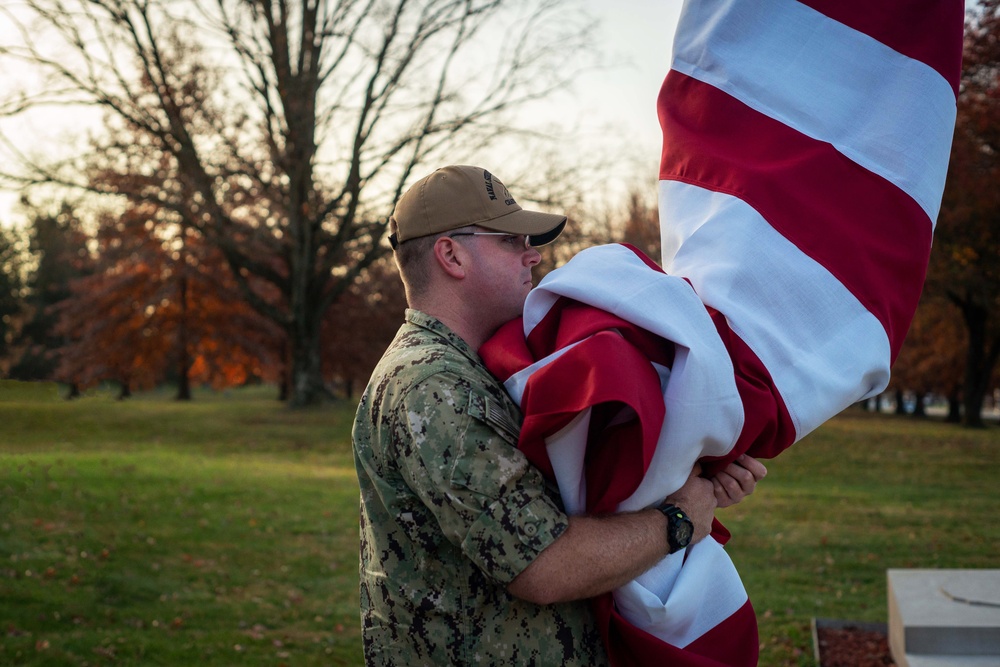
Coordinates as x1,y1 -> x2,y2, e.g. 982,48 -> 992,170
432,236 -> 467,279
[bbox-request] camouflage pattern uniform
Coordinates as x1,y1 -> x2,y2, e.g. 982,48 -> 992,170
353,309 -> 609,666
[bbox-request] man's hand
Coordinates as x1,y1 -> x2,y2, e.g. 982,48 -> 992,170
664,464 -> 717,544
712,454 -> 767,508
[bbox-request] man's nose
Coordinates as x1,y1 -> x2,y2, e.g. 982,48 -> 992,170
524,246 -> 542,266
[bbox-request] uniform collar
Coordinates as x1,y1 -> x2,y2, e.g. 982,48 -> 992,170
405,308 -> 483,366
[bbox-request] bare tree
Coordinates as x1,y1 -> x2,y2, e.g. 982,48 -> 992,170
0,0 -> 597,405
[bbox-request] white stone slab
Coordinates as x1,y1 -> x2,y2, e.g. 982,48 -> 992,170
888,569 -> 1000,667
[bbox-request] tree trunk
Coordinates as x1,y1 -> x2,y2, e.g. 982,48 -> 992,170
287,323 -> 327,407
278,372 -> 289,401
895,389 -> 907,415
946,392 -> 962,423
912,391 -> 926,417
176,272 -> 192,401
956,299 -> 999,428
961,389 -> 985,427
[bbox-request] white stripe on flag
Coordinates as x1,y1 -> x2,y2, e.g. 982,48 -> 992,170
543,408 -> 592,516
615,538 -> 748,648
659,181 -> 891,440
671,0 -> 956,223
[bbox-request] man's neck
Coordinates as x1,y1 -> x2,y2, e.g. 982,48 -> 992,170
411,299 -> 491,352
411,300 -> 504,351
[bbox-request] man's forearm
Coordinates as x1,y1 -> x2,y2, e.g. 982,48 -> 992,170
507,469 -> 717,605
506,509 -> 670,605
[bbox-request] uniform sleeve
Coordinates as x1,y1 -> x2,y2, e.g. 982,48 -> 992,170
394,370 -> 569,584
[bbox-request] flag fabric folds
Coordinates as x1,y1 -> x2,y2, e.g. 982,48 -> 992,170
480,0 -> 963,664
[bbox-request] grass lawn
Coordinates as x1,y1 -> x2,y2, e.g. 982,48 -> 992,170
1,381 -> 362,666
2,380 -> 998,666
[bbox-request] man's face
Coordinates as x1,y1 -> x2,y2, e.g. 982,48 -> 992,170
454,230 -> 542,330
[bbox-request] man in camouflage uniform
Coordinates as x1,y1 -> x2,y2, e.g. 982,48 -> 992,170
353,165 -> 763,666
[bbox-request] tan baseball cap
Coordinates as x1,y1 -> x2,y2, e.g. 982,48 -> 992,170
388,165 -> 567,249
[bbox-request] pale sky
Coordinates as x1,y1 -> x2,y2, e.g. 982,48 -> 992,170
547,1 -> 682,162
0,2 -> 683,228
538,1 -> 683,199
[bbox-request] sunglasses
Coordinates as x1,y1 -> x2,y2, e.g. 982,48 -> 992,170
448,232 -> 532,250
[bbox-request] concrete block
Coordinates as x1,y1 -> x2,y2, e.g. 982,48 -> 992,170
888,569 -> 1000,667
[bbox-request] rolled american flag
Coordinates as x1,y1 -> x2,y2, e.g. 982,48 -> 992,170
480,0 -> 963,664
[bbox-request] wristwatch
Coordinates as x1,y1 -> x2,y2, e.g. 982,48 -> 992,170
656,501 -> 694,554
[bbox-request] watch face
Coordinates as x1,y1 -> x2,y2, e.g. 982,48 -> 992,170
660,503 -> 694,552
674,519 -> 693,546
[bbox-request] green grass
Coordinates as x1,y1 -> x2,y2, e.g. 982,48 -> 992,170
1,381 -> 361,666
2,381 -> 998,666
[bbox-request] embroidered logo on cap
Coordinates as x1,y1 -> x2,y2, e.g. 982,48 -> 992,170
483,170 -> 515,206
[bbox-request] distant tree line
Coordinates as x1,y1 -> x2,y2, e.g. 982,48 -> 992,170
0,187 -> 658,402
0,201 -> 403,400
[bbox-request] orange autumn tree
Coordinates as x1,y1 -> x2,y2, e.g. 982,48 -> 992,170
888,295 -> 965,420
53,203 -> 283,398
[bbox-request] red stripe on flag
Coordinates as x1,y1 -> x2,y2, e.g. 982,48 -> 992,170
796,0 -> 964,95
593,594 -> 759,667
525,295 -> 676,369
658,72 -> 933,358
481,316 -> 537,385
682,599 -> 760,666
489,311 -> 672,514
700,306 -> 797,474
518,330 -> 662,511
